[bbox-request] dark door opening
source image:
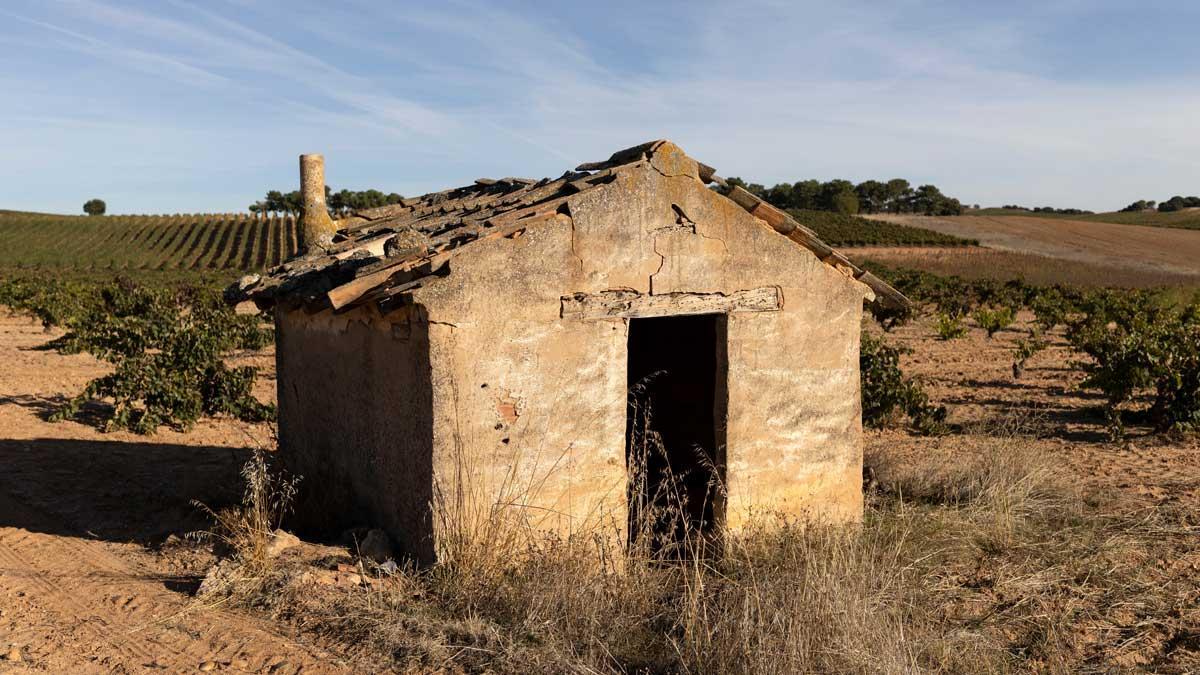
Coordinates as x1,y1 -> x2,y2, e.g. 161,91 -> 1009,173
626,313 -> 727,553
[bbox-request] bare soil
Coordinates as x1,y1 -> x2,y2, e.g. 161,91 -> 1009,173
865,213 -> 1200,278
0,307 -> 1198,671
866,311 -> 1200,510
0,311 -> 350,673
853,245 -> 1200,288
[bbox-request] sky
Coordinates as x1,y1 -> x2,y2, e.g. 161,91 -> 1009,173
2,0 -> 1199,214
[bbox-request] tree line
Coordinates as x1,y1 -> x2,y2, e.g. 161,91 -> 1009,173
249,187 -> 403,215
1121,195 -> 1200,213
997,204 -> 1094,215
722,177 -> 964,216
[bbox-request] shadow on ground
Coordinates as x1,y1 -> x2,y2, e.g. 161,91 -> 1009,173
0,437 -> 250,545
0,394 -> 113,428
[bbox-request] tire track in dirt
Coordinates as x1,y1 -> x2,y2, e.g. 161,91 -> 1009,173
0,488 -> 347,673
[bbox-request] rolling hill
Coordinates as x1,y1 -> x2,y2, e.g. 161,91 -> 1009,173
0,211 -> 299,271
866,213 -> 1200,280
971,207 -> 1200,231
0,207 -> 976,273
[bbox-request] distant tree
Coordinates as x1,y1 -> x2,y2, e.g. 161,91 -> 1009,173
250,185 -> 404,215
911,185 -> 944,215
855,180 -> 887,214
283,190 -> 302,213
791,179 -> 822,210
1159,195 -> 1200,212
816,179 -> 854,213
83,199 -> 106,216
884,179 -> 913,213
909,185 -> 965,216
1120,200 -> 1156,213
830,190 -> 860,215
699,173 -> 968,217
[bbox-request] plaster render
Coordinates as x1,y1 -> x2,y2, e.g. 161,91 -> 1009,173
274,150 -> 870,560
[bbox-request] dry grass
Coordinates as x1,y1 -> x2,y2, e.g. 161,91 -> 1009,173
191,449 -> 298,601
196,434 -> 1200,673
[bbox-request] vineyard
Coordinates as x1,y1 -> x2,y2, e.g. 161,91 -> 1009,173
0,211 -> 299,271
788,209 -> 977,246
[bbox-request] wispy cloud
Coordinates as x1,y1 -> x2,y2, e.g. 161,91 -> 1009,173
1,0 -> 1198,213
0,8 -> 227,87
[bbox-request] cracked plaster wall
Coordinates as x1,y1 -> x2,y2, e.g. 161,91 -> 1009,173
276,147 -> 870,557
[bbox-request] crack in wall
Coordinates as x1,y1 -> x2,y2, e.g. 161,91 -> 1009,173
566,214 -> 585,273
649,203 -> 732,293
698,231 -> 729,253
649,233 -> 666,295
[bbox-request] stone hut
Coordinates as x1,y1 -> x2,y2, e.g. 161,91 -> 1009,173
232,140 -> 907,563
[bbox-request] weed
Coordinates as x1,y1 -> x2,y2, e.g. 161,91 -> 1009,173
1011,330 -> 1048,378
973,305 -> 1015,338
193,449 -> 298,600
935,311 -> 968,340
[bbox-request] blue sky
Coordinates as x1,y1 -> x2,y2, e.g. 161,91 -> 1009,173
2,0 -> 1199,214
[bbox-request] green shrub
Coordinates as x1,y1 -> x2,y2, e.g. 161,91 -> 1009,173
935,312 -> 968,340
1011,331 -> 1047,379
1029,288 -> 1070,331
972,306 -> 1014,338
42,276 -> 274,434
1068,291 -> 1200,438
860,333 -> 948,435
0,276 -> 97,329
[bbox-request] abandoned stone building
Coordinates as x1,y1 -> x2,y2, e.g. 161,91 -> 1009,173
231,140 -> 907,563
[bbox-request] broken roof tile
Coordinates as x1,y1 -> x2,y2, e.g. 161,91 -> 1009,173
230,140 -> 908,313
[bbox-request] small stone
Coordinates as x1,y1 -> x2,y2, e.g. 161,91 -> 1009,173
265,529 -> 300,558
197,559 -> 235,597
5,647 -> 21,662
199,659 -> 217,671
358,529 -> 393,563
383,229 -> 430,258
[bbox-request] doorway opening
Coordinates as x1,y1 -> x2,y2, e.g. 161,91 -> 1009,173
625,313 -> 728,553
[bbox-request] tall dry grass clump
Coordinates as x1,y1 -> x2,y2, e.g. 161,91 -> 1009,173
195,422 -> 1199,672
671,517 -> 923,673
192,449 -> 298,602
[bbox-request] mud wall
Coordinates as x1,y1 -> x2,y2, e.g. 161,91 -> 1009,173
409,147 -> 870,547
275,304 -> 436,562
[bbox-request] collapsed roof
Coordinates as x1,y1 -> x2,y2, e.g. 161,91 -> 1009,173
229,140 -> 908,314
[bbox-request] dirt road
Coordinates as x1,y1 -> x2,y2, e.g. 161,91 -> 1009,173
0,312 -> 349,673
